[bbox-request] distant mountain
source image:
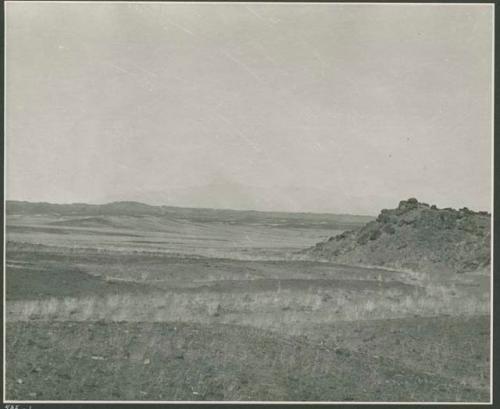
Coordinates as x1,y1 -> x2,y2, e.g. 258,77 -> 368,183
99,183 -> 380,216
305,198 -> 491,274
5,200 -> 373,230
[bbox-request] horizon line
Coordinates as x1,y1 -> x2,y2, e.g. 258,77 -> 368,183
5,198 -> 380,218
5,198 -> 492,217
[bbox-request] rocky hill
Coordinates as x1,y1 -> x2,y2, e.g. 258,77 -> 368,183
306,199 -> 491,274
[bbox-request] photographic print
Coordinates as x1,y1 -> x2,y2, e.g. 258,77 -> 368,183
3,1 -> 493,403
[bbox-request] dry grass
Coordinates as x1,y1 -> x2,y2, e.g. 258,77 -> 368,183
6,271 -> 489,331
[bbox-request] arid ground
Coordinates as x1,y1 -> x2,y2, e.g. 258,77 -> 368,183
5,204 -> 490,402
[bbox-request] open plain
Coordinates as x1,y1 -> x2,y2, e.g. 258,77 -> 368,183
5,201 -> 491,402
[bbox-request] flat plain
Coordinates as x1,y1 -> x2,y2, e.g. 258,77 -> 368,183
5,204 -> 490,402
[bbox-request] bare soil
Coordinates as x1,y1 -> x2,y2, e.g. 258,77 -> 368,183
4,208 -> 491,402
6,317 -> 489,401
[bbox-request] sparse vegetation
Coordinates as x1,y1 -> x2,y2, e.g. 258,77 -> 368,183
5,200 -> 491,402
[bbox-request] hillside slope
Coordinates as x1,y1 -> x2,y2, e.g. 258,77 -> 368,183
306,199 -> 491,274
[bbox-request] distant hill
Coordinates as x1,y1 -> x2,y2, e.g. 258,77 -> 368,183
48,216 -> 120,229
100,183 -> 386,215
5,200 -> 373,230
6,201 -> 158,217
305,198 -> 491,274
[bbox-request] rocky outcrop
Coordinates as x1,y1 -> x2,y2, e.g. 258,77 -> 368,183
306,199 -> 491,274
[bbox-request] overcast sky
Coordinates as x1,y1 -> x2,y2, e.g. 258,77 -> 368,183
6,2 -> 493,215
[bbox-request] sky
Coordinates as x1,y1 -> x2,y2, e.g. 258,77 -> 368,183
5,2 -> 493,215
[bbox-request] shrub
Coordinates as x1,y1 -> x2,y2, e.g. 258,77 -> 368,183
369,229 -> 382,241
383,224 -> 395,235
